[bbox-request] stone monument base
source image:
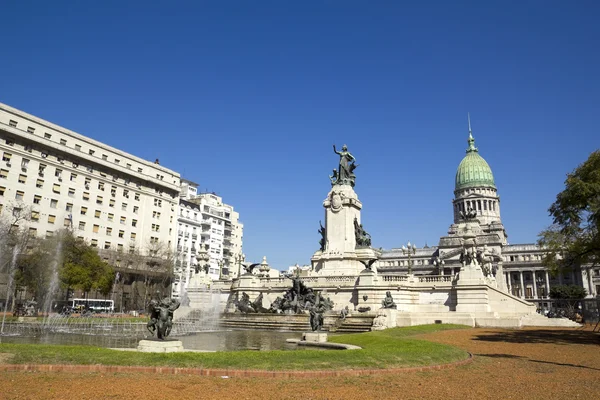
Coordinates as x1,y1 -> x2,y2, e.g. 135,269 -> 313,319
137,339 -> 184,353
302,332 -> 328,343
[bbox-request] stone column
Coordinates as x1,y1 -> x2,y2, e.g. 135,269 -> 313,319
588,269 -> 596,296
532,271 -> 538,299
545,270 -> 550,298
519,271 -> 525,299
505,272 -> 511,293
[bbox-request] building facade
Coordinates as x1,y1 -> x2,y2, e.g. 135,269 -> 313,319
0,102 -> 181,310
173,181 -> 244,298
378,123 -> 599,308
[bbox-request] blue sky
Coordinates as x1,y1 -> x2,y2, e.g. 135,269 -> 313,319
2,1 -> 599,270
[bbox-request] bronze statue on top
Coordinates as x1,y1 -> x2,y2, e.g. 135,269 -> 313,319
332,144 -> 358,187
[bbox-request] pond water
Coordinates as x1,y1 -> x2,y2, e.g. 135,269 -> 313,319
0,329 -> 305,352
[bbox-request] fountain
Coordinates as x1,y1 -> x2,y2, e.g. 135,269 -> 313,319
41,235 -> 64,327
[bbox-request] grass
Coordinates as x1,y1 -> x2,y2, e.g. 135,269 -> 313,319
0,324 -> 470,371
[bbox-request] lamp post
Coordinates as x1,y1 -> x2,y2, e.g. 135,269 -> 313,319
236,253 -> 245,279
401,241 -> 417,275
433,256 -> 445,275
218,258 -> 225,280
536,274 -> 545,299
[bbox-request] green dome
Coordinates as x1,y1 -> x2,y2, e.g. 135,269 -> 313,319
455,132 -> 496,190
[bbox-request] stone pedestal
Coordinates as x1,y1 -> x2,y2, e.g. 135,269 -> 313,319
137,339 -> 184,353
311,184 -> 380,276
302,331 -> 328,343
454,286 -> 491,313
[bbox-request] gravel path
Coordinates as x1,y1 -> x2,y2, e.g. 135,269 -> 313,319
1,326 -> 598,400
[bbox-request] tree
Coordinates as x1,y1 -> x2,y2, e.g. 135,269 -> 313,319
58,231 -> 115,301
538,150 -> 600,273
549,284 -> 587,300
0,202 -> 34,312
14,236 -> 55,308
549,284 -> 586,321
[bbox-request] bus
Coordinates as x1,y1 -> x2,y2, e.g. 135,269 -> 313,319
53,299 -> 114,314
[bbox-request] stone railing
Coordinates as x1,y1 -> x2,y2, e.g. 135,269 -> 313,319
324,276 -> 357,283
381,275 -> 408,282
418,275 -> 453,283
230,274 -> 455,290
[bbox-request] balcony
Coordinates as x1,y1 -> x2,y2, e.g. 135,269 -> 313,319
178,231 -> 183,236
185,233 -> 190,238
201,219 -> 211,226
192,234 -> 198,240
190,247 -> 197,254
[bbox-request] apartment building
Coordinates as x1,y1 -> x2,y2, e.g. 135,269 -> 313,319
0,102 -> 180,262
174,181 -> 243,297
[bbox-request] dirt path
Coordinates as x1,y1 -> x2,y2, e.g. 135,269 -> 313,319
0,327 -> 598,400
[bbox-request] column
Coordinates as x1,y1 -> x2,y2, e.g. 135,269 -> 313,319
532,271 -> 538,299
545,270 -> 550,298
588,269 -> 596,296
519,271 -> 525,298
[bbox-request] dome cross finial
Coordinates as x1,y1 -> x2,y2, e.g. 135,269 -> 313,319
468,112 -> 472,136
466,112 -> 477,153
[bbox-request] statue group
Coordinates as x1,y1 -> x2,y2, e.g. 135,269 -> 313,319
330,144 -> 358,187
147,297 -> 181,340
234,292 -> 269,313
234,275 -> 334,331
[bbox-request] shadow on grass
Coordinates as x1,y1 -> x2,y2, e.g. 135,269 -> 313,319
474,353 -> 600,371
472,329 -> 600,346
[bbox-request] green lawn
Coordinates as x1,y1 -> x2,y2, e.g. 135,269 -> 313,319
0,324 -> 470,371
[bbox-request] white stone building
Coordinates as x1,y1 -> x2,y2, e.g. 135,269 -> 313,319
0,103 -> 181,308
377,124 -> 599,307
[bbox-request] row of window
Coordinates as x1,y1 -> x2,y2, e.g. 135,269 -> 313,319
1,134 -> 176,200
7,119 -> 147,174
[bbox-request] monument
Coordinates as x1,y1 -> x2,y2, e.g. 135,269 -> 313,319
220,143 -> 581,331
138,297 -> 184,353
311,144 -> 380,276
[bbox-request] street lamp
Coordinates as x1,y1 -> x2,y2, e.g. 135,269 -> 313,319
217,258 -> 225,280
535,274 -> 545,298
401,241 -> 417,275
433,256 -> 445,275
236,253 -> 245,279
